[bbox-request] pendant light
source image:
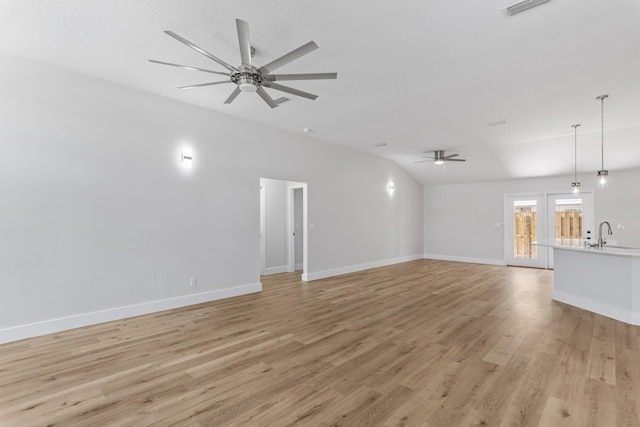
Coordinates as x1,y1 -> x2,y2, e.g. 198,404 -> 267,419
571,124 -> 580,195
596,94 -> 609,188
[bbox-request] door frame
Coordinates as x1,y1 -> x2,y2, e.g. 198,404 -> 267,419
504,193 -> 547,268
260,181 -> 267,276
287,184 -> 306,273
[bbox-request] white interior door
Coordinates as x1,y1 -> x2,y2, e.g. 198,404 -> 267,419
506,194 -> 546,268
546,192 -> 592,268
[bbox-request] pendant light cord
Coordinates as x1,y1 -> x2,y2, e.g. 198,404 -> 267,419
574,124 -> 578,182
597,94 -> 608,171
600,96 -> 604,171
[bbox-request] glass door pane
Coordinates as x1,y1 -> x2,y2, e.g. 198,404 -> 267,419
513,200 -> 538,259
547,192 -> 592,268
555,198 -> 582,243
506,195 -> 546,268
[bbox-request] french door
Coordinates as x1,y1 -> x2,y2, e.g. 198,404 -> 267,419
506,194 -> 546,268
506,192 -> 593,269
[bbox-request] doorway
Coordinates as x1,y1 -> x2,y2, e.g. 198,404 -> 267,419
260,178 -> 308,279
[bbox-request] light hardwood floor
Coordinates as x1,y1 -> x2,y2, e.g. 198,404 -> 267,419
1,259 -> 640,426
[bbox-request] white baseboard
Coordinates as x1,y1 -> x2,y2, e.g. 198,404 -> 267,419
552,289 -> 638,326
302,254 -> 423,282
0,282 -> 262,344
422,253 -> 506,266
295,263 -> 303,271
263,265 -> 289,275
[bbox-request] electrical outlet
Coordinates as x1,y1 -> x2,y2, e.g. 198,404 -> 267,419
189,277 -> 197,287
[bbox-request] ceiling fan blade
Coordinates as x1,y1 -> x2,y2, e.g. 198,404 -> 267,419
413,160 -> 432,164
256,87 -> 279,108
258,41 -> 319,74
236,19 -> 252,66
178,81 -> 231,89
148,59 -> 230,76
224,87 -> 241,104
265,82 -> 318,100
444,154 -> 459,159
265,72 -> 337,81
164,31 -> 236,72
446,158 -> 466,162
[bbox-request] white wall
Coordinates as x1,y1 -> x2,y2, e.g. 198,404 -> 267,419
423,169 -> 640,264
0,52 -> 424,342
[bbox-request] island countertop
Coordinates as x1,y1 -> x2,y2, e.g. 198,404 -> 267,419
533,238 -> 640,257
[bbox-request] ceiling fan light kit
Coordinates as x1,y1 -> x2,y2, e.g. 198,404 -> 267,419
149,19 -> 337,108
236,74 -> 260,93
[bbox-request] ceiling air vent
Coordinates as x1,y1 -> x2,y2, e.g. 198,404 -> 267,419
502,0 -> 551,16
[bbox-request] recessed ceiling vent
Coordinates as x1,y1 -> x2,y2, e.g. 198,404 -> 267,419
502,0 -> 551,16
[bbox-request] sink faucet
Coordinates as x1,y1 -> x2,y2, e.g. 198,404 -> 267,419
597,221 -> 613,248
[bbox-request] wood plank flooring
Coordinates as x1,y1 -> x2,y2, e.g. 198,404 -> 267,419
1,259 -> 640,426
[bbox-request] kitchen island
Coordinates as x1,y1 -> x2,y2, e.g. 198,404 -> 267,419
534,239 -> 640,325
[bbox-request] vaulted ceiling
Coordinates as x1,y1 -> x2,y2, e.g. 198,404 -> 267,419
1,0 -> 639,185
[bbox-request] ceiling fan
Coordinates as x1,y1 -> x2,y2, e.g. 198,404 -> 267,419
414,150 -> 466,165
149,19 -> 337,108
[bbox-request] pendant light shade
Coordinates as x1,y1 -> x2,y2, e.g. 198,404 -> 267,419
571,124 -> 580,195
597,170 -> 608,188
596,94 -> 609,188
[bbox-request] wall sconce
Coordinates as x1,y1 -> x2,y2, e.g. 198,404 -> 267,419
181,148 -> 193,168
387,182 -> 395,193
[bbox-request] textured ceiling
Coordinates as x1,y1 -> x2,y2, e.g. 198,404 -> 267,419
1,0 -> 639,185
